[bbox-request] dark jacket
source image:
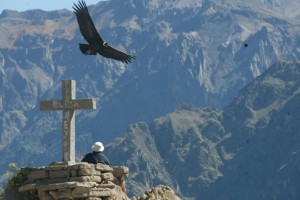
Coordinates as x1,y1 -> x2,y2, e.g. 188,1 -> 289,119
81,151 -> 110,165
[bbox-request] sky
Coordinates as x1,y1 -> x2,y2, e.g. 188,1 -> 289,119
0,0 -> 104,13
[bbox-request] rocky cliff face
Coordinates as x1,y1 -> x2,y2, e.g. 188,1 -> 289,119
105,62 -> 300,199
1,0 -> 300,197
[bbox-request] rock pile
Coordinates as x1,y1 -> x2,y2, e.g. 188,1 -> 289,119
14,162 -> 181,200
133,185 -> 181,200
18,163 -> 129,200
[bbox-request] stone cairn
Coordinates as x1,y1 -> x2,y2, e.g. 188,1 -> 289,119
18,163 -> 129,200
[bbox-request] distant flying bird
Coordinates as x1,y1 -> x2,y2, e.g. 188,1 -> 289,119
73,0 -> 135,64
244,43 -> 248,48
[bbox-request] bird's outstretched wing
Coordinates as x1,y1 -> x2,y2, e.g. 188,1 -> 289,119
99,46 -> 136,64
73,0 -> 103,44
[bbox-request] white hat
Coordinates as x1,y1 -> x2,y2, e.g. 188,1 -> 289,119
92,142 -> 104,152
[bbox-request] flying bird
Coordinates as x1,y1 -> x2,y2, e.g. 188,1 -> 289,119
73,0 -> 135,64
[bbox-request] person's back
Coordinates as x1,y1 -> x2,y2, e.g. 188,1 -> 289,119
81,141 -> 111,165
92,151 -> 110,165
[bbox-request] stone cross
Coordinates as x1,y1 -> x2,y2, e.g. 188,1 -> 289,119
40,80 -> 96,164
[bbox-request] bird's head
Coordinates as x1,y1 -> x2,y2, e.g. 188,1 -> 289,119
103,41 -> 109,48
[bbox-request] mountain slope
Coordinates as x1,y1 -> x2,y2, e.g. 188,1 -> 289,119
212,61 -> 300,200
105,62 -> 300,199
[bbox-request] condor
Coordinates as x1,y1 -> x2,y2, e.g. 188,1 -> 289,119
73,0 -> 136,64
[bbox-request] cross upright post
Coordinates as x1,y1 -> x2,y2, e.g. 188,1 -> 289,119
40,80 -> 96,164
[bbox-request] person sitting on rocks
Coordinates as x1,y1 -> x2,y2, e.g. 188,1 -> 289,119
81,141 -> 111,165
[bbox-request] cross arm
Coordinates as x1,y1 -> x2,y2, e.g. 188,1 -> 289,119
40,99 -> 96,111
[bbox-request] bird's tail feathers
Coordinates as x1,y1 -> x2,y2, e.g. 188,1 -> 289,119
79,43 -> 97,55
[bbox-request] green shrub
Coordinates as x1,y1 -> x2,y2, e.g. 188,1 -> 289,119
6,163 -> 29,191
0,190 -> 4,199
